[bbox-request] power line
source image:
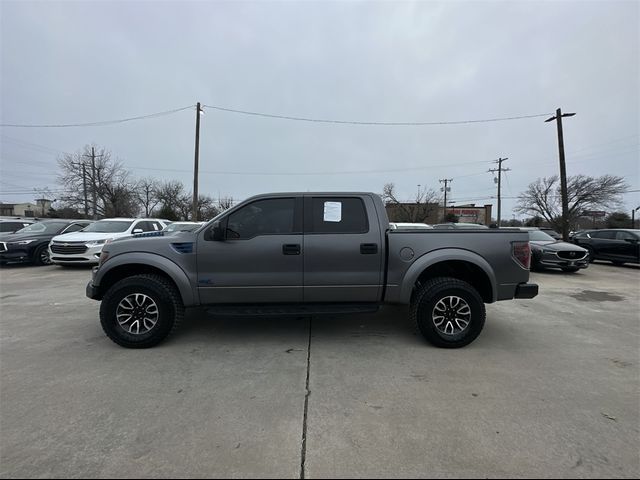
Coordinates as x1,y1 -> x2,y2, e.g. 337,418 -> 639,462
125,161 -> 492,176
203,104 -> 552,126
0,105 -> 195,128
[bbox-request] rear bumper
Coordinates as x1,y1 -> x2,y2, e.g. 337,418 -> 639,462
514,283 -> 538,299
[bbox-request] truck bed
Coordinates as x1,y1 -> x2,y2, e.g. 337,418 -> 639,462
384,228 -> 530,304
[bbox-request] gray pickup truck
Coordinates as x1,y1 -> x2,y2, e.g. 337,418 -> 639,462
86,192 -> 537,349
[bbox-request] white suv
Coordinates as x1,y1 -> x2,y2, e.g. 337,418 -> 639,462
49,218 -> 167,265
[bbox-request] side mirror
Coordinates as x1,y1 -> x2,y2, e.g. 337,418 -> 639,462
132,228 -> 143,234
210,221 -> 225,241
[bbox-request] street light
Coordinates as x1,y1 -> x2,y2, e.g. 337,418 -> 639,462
545,108 -> 576,241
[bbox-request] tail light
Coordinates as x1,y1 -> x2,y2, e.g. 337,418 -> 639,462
512,241 -> 531,270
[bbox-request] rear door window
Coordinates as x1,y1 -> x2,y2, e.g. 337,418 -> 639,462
0,222 -> 21,232
616,231 -> 638,241
134,221 -> 153,232
308,197 -> 368,234
591,230 -> 616,239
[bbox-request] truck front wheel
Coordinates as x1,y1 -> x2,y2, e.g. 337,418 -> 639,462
410,277 -> 486,348
100,274 -> 184,348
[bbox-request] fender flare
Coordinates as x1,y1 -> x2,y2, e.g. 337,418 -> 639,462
398,248 -> 497,304
94,252 -> 196,306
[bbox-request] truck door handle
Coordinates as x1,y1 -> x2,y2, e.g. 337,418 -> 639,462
360,243 -> 378,254
282,244 -> 301,255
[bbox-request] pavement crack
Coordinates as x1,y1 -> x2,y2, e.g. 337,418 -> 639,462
300,316 -> 312,479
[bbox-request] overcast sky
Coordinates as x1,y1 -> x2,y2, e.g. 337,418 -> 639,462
1,0 -> 638,218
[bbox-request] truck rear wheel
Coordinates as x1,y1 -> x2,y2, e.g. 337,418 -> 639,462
100,274 -> 184,348
410,277 -> 486,348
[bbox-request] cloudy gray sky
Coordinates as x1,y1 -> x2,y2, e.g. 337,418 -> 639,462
1,0 -> 638,218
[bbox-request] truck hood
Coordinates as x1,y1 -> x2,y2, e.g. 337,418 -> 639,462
105,231 -> 198,254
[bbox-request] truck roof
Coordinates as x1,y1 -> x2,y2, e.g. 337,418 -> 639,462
244,192 -> 379,201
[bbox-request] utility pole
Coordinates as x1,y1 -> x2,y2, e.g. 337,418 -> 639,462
192,102 -> 203,221
545,108 -> 576,241
439,178 -> 453,221
633,206 -> 640,229
82,164 -> 88,218
488,157 -> 510,227
83,147 -> 103,220
71,161 -> 89,218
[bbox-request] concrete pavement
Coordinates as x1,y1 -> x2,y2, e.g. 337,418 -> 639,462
1,262 -> 638,478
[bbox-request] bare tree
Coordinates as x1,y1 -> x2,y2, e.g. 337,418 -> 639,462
154,180 -> 187,220
217,195 -> 234,212
135,178 -> 161,217
382,183 -> 439,222
57,144 -> 136,217
515,175 -> 628,231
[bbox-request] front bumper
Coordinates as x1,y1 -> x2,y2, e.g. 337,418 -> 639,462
50,244 -> 103,265
535,251 -> 588,269
0,247 -> 31,264
514,283 -> 538,299
86,267 -> 101,300
86,280 -> 100,300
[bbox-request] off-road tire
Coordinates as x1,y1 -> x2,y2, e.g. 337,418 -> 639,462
409,277 -> 486,348
100,274 -> 184,348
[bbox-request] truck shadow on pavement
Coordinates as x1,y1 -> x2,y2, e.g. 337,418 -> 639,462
176,305 -> 420,345
168,304 -> 517,349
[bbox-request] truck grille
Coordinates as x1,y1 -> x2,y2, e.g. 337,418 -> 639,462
556,250 -> 587,260
50,242 -> 88,254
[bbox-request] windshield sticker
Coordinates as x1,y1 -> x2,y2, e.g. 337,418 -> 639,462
323,201 -> 342,222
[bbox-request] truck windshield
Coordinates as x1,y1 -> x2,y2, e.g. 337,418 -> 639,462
83,221 -> 133,233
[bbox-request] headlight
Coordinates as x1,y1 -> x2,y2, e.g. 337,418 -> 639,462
85,239 -> 108,247
10,239 -> 36,245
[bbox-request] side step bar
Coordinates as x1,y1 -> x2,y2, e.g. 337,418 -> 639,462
205,303 -> 381,317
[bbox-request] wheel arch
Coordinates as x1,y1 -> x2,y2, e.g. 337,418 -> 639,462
399,249 -> 497,304
94,253 -> 196,306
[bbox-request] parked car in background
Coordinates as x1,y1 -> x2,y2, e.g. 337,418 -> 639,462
522,227 -> 588,272
389,222 -> 433,230
0,218 -> 35,233
50,218 -> 168,265
162,221 -> 206,233
433,223 -> 489,229
572,229 -> 640,265
0,220 -> 92,266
